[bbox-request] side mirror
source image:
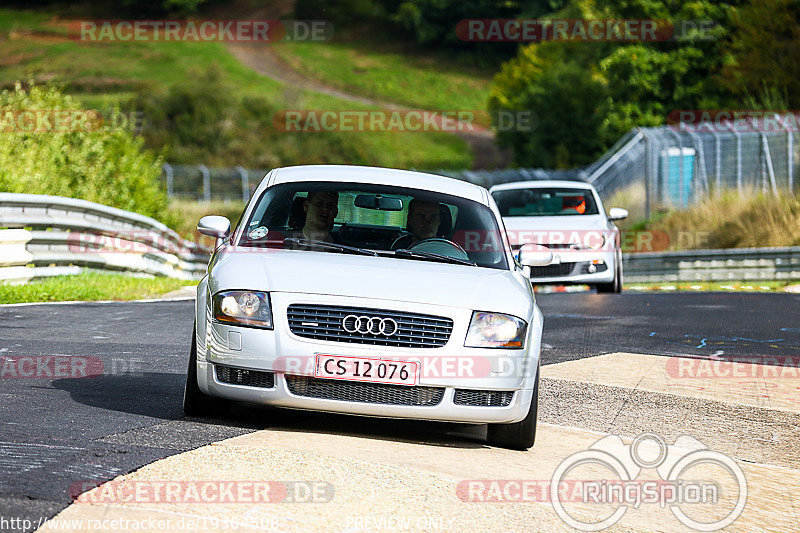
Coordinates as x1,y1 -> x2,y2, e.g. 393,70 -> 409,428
607,208 -> 629,221
197,215 -> 231,239
518,243 -> 553,267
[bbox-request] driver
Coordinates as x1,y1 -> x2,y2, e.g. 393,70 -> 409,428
391,199 -> 443,250
407,199 -> 441,242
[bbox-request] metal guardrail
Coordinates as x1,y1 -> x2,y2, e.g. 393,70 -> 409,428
624,246 -> 800,283
0,193 -> 210,284
4,194 -> 796,286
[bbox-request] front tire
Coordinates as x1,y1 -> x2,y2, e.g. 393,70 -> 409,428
487,367 -> 539,450
596,250 -> 622,293
183,326 -> 228,416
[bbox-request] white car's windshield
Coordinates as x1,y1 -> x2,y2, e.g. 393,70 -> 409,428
493,187 -> 599,217
239,181 -> 509,270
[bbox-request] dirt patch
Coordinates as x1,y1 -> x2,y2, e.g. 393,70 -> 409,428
227,42 -> 512,169
0,51 -> 43,67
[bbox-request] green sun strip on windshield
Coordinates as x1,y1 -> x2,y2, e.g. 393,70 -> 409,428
296,191 -> 451,227
335,192 -> 407,226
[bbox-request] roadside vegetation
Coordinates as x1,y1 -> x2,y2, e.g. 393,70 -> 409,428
0,82 -> 176,225
271,40 -> 494,117
0,271 -> 195,304
0,6 -> 471,170
643,190 -> 800,250
625,281 -> 798,292
607,185 -> 800,251
169,199 -> 246,240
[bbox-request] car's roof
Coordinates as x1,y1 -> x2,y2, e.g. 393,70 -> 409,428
257,165 -> 487,204
489,180 -> 596,193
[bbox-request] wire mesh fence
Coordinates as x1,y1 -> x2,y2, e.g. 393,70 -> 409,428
162,114 -> 799,217
162,164 -> 268,202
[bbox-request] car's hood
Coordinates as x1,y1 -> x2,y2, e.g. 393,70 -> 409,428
208,249 -> 532,315
502,215 -> 611,246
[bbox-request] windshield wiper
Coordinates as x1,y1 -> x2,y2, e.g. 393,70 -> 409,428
394,249 -> 476,266
284,238 -> 378,257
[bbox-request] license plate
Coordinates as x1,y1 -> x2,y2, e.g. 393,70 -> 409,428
314,354 -> 418,386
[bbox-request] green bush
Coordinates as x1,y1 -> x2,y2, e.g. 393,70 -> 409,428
0,83 -> 176,226
132,64 -> 375,168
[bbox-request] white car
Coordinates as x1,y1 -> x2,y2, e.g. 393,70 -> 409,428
489,180 -> 628,293
184,165 -> 551,449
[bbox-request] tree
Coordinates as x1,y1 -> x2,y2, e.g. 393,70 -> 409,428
723,0 -> 800,108
0,83 -> 173,224
489,0 -> 742,167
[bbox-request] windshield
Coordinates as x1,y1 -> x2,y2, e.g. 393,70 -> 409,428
492,187 -> 600,217
239,181 -> 509,270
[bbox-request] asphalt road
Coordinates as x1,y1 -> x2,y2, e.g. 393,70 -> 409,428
1,292 -> 798,531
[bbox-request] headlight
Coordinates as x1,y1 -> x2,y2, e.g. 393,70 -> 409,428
569,234 -> 606,250
212,290 -> 273,329
465,311 -> 527,349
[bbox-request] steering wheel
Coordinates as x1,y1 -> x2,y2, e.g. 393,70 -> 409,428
405,238 -> 470,261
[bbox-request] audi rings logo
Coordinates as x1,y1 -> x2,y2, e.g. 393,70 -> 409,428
342,315 -> 399,336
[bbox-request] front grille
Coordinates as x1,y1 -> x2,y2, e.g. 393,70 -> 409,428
454,389 -> 514,407
529,263 -> 577,278
215,365 -> 275,389
287,304 -> 453,348
285,375 -> 444,406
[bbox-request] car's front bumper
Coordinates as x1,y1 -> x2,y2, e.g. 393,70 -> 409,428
196,291 -> 541,425
197,360 -> 535,424
523,249 -> 616,284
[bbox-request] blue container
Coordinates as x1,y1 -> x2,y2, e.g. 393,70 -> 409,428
660,147 -> 695,207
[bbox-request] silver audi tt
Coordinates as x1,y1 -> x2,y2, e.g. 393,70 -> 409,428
184,165 -> 552,449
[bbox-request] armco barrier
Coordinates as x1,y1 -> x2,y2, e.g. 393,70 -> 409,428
0,193 -> 209,284
623,246 -> 800,283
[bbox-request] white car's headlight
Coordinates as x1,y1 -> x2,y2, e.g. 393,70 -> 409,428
569,234 -> 606,250
212,290 -> 273,329
465,311 -> 527,349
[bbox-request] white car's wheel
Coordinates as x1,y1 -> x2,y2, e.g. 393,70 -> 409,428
486,366 -> 539,450
596,249 -> 622,293
183,326 -> 228,417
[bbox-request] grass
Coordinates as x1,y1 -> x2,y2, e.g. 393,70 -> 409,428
272,40 -> 494,122
168,199 -> 247,241
625,281 -> 799,292
0,271 -> 196,304
0,8 -> 472,170
637,190 -> 800,251
604,184 -> 800,251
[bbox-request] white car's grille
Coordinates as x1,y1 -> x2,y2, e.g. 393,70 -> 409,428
286,304 -> 453,348
216,365 -> 275,389
529,263 -> 579,278
285,375 -> 445,406
453,389 -> 514,407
